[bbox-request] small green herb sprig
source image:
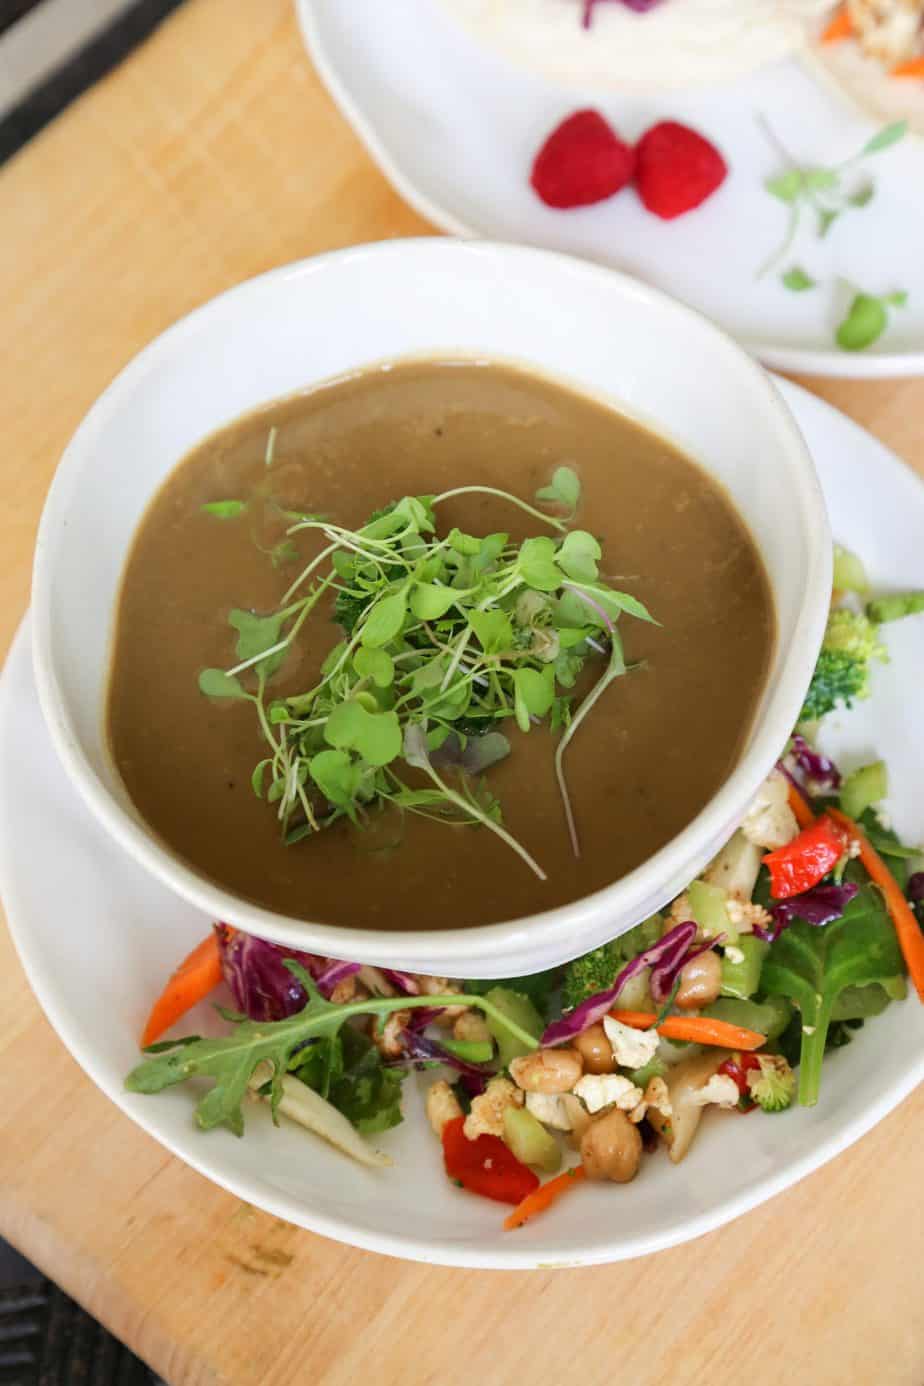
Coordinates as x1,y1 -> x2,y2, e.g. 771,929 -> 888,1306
758,118 -> 908,278
198,465 -> 654,879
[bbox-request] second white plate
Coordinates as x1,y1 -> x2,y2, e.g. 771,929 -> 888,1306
298,0 -> 924,378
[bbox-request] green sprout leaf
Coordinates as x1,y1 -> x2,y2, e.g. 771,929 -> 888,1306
324,702 -> 402,767
781,267 -> 816,292
848,182 -> 875,209
410,583 -> 460,621
557,530 -> 601,583
765,169 -> 804,204
198,668 -> 249,700
361,590 -> 408,648
353,647 -> 394,689
861,121 -> 908,156
201,500 -> 247,519
468,609 -> 514,655
817,208 -> 840,239
448,527 -> 482,556
836,293 -> 889,352
308,749 -> 363,810
513,667 -> 555,732
535,465 -> 581,513
518,536 -> 563,592
229,609 -> 287,678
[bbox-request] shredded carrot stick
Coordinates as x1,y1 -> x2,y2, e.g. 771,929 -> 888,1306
787,779 -> 816,830
503,1165 -> 587,1231
821,5 -> 853,42
827,807 -> 924,1002
891,57 -> 924,78
140,932 -> 224,1047
609,1010 -> 766,1051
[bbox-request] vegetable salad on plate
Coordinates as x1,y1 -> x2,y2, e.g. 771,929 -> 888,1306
125,545 -> 924,1232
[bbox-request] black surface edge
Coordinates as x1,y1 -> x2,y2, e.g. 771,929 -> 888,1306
0,0 -> 188,167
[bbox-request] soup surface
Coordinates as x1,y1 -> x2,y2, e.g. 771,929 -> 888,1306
107,361 -> 774,930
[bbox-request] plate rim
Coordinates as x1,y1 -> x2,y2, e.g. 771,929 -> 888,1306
295,0 -> 924,381
3,378 -> 924,1268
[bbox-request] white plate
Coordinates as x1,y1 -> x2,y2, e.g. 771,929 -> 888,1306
2,379 -> 923,1268
297,0 -> 924,379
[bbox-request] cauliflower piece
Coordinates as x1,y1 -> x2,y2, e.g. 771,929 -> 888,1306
573,1074 -> 643,1115
725,898 -> 773,935
848,0 -> 923,64
629,1075 -> 672,1125
525,1091 -> 574,1131
426,1080 -> 463,1138
371,1009 -> 410,1058
689,1073 -> 741,1109
702,831 -> 763,903
463,1077 -> 523,1140
603,1015 -> 660,1070
742,772 -> 799,851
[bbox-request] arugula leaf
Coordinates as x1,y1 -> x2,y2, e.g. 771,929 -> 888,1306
760,884 -> 904,1106
125,965 -> 538,1136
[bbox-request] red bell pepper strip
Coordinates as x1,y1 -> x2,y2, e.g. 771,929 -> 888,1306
762,815 -> 845,899
442,1116 -> 539,1206
718,1052 -> 762,1097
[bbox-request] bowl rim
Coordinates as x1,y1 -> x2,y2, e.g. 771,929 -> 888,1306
30,237 -> 832,971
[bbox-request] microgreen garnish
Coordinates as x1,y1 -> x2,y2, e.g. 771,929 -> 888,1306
836,289 -> 909,353
757,117 -> 908,277
201,499 -> 248,519
197,466 -> 655,875
781,267 -> 816,293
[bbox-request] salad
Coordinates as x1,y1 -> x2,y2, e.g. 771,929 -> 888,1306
125,549 -> 924,1232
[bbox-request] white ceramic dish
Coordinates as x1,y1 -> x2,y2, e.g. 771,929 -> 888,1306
297,0 -> 924,378
30,239 -> 830,978
4,379 -> 923,1267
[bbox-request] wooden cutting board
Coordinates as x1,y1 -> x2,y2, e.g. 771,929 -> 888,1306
0,3 -> 922,1383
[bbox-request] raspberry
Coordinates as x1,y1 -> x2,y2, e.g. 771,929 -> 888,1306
530,109 -> 636,210
634,121 -> 728,220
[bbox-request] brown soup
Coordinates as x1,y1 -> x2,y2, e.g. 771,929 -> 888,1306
107,360 -> 774,930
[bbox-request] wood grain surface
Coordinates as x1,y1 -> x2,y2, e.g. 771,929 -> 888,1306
0,3 -> 922,1383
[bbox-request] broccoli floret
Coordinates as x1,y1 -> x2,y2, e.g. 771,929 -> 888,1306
800,610 -> 888,722
561,942 -> 622,1011
746,1054 -> 795,1113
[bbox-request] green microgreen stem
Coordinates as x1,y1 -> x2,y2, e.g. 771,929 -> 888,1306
555,634 -> 626,859
432,485 -> 569,534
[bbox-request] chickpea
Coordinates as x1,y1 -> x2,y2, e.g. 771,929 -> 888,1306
509,1047 -> 583,1094
572,1023 -> 615,1074
580,1109 -> 642,1183
674,949 -> 722,1009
